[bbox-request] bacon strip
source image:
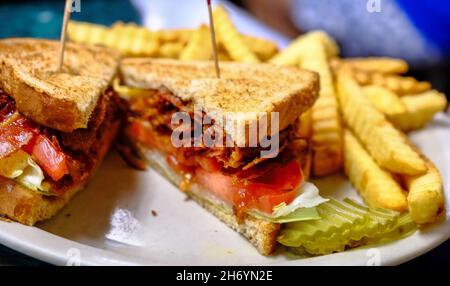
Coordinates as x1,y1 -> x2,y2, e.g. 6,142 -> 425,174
128,91 -> 294,172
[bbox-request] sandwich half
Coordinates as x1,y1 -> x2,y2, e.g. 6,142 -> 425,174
0,38 -> 123,225
117,59 -> 327,255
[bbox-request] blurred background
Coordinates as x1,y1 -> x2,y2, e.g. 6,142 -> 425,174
0,0 -> 449,266
0,0 -> 449,98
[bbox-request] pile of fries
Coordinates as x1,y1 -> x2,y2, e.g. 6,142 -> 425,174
67,5 -> 447,225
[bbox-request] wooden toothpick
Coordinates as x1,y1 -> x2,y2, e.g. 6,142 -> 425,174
206,0 -> 221,78
57,0 -> 72,72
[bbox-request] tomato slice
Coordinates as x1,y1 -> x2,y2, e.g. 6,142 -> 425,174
31,135 -> 69,181
196,168 -> 235,203
196,156 -> 222,172
196,160 -> 303,214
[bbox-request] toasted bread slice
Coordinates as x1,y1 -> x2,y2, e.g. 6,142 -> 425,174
133,144 -> 280,255
0,38 -> 120,132
0,120 -> 120,226
120,58 -> 320,147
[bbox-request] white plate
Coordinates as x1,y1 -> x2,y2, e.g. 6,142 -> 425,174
1,0 -> 449,266
0,114 -> 449,266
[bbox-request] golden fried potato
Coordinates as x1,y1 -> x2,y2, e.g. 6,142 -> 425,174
342,57 -> 409,74
295,110 -> 313,180
389,90 -> 447,132
270,31 -> 339,66
337,68 -> 427,175
362,85 -> 407,116
242,35 -> 279,61
67,21 -> 108,45
403,155 -> 445,224
156,29 -> 194,44
68,21 -> 160,57
344,130 -> 408,212
111,22 -> 159,56
213,6 -> 259,63
157,42 -> 185,59
180,25 -> 212,61
353,70 -> 431,95
298,37 -> 343,177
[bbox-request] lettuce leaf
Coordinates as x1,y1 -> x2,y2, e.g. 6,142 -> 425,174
249,182 -> 327,223
0,150 -> 51,195
272,182 -> 328,217
17,157 -> 52,195
254,207 -> 321,223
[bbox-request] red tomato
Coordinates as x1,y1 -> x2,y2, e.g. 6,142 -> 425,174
196,168 -> 235,203
196,156 -> 222,172
31,135 -> 69,181
196,160 -> 303,214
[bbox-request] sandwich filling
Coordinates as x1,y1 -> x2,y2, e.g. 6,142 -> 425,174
0,88 -> 122,196
123,89 -> 327,220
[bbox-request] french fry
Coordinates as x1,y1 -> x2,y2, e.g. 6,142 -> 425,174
242,35 -> 279,61
179,25 -> 212,61
156,29 -> 194,44
218,50 -> 232,61
337,68 -> 427,175
213,6 -> 259,63
344,130 -> 408,212
341,57 -> 409,74
269,31 -> 339,66
353,70 -> 431,95
68,21 -> 159,57
157,42 -> 185,59
110,22 -> 159,56
389,90 -> 447,132
403,155 -> 445,224
362,85 -> 407,116
298,37 -> 343,176
67,21 -> 108,45
294,110 -> 313,180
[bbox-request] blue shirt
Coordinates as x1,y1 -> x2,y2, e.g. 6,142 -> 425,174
292,0 -> 450,66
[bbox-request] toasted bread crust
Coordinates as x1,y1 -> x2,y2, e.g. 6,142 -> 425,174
0,38 -> 120,132
120,58 -> 320,146
135,144 -> 280,255
0,121 -> 120,226
188,191 -> 280,255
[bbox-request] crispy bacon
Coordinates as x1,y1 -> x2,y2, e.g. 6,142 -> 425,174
128,91 -> 294,173
61,89 -> 114,151
0,112 -> 36,159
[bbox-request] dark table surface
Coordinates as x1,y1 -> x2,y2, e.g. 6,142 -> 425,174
1,239 -> 449,266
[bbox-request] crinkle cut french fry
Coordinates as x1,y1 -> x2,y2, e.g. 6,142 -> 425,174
213,6 -> 259,63
343,57 -> 409,74
156,29 -> 194,44
68,21 -> 159,56
344,130 -> 408,212
353,70 -> 431,95
294,111 -> 313,180
337,69 -> 427,175
111,22 -> 159,56
403,155 -> 445,224
270,31 -> 339,66
157,42 -> 185,59
362,85 -> 407,116
242,35 -> 279,61
180,25 -> 212,61
389,90 -> 447,132
298,37 -> 343,176
67,21 -> 108,45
